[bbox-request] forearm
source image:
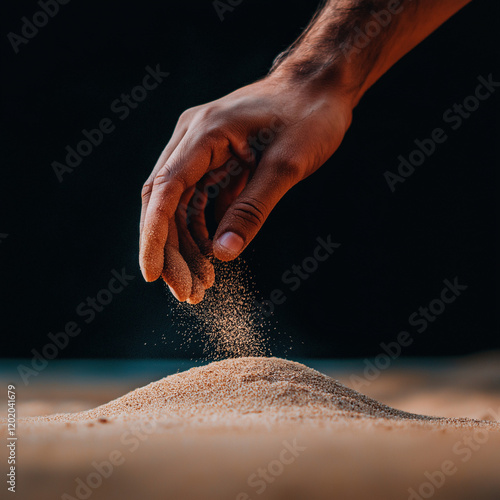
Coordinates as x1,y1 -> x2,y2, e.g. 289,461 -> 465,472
270,0 -> 472,106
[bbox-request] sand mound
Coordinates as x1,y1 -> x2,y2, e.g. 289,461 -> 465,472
27,357 -> 500,431
13,358 -> 500,500
34,357 -> 444,425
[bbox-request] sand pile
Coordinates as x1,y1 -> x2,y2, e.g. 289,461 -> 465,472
13,358 -> 500,500
30,357 -> 498,430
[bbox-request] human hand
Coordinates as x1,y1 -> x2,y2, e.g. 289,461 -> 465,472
140,73 -> 353,303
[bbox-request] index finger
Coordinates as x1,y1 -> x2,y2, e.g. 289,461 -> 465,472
139,135 -> 231,281
140,125 -> 187,238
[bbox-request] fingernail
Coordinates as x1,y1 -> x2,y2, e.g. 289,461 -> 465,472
168,285 -> 181,301
216,232 -> 244,256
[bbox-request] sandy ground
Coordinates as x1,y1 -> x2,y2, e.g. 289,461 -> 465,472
1,353 -> 500,500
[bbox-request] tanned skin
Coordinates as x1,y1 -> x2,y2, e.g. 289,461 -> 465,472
139,0 -> 472,303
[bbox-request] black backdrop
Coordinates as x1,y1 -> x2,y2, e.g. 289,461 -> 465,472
2,0 -> 499,359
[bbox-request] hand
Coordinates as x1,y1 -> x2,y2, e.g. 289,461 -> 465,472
139,73 -> 353,303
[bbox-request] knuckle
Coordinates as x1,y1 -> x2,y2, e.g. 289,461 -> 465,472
198,104 -> 221,122
152,172 -> 186,193
198,106 -> 229,133
193,125 -> 228,152
275,159 -> 302,182
188,104 -> 233,146
141,181 -> 153,199
203,126 -> 226,142
178,107 -> 197,124
152,170 -> 170,188
231,198 -> 267,228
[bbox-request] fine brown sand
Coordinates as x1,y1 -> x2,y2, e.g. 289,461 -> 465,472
5,357 -> 500,500
25,357 -> 498,428
171,260 -> 275,360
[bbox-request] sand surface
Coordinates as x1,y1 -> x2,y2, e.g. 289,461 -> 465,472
3,356 -> 500,500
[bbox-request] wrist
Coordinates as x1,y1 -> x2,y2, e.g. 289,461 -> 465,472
269,47 -> 362,107
266,56 -> 356,132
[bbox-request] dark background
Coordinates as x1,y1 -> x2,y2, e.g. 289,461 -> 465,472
1,0 -> 498,359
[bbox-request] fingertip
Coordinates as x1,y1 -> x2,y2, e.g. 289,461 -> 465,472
139,252 -> 163,282
164,275 -> 191,302
142,271 -> 159,283
213,248 -> 236,262
186,274 -> 205,304
213,231 -> 245,261
168,285 -> 183,301
195,256 -> 215,289
140,230 -> 166,282
204,263 -> 215,289
162,246 -> 193,302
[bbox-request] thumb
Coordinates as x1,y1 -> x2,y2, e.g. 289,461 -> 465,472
213,146 -> 301,261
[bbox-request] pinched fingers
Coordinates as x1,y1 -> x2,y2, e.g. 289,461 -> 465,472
176,189 -> 215,300
161,209 -> 213,305
161,217 -> 192,302
140,124 -> 234,283
140,140 -> 212,282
